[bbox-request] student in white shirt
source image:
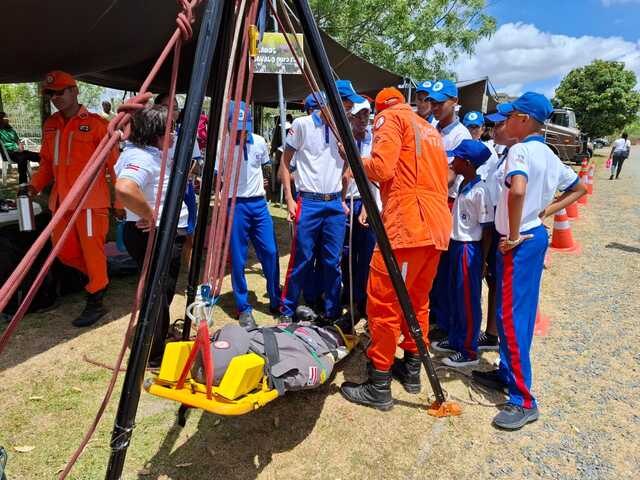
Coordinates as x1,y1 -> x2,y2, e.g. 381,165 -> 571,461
115,104 -> 188,366
609,132 -> 631,180
427,79 -> 472,340
431,140 -> 494,367
279,83 -> 363,321
471,92 -> 586,431
217,101 -> 281,328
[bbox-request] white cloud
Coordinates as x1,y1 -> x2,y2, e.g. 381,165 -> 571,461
452,22 -> 640,96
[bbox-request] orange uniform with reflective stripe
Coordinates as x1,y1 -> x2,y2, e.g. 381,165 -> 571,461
362,103 -> 452,370
31,106 -> 119,293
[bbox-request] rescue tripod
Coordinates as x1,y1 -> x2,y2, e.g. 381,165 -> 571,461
104,0 -> 459,476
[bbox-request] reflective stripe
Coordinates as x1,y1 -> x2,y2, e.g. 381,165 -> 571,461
67,132 -> 74,165
411,120 -> 422,157
86,208 -> 93,237
553,220 -> 570,230
53,130 -> 61,166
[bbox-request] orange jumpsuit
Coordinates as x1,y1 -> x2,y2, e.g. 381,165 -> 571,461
31,106 -> 119,293
362,103 -> 452,371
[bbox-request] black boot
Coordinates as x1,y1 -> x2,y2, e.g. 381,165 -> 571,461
340,366 -> 393,411
72,288 -> 109,327
391,351 -> 422,394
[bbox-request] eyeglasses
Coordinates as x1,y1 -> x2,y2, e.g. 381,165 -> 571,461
44,87 -> 69,97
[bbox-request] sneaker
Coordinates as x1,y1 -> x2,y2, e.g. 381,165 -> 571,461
431,339 -> 455,354
442,351 -> 479,368
478,331 -> 499,351
428,325 -> 448,342
472,369 -> 508,393
492,402 -> 539,430
238,310 -> 257,329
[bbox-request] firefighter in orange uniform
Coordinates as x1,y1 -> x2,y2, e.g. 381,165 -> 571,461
28,71 -> 121,327
340,88 -> 452,410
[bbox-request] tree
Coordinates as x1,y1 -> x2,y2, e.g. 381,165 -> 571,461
309,0 -> 495,80
554,60 -> 640,138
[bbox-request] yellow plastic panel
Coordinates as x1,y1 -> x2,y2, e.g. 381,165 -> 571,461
217,353 -> 266,400
157,341 -> 194,384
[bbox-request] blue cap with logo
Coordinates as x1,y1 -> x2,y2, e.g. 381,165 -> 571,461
335,79 -> 365,103
427,79 -> 458,102
447,139 -> 492,168
416,80 -> 434,95
303,91 -> 326,112
463,111 -> 484,127
228,100 -> 252,131
486,112 -> 507,123
497,91 -> 553,124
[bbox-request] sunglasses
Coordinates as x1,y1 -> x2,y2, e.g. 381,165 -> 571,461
44,87 -> 70,97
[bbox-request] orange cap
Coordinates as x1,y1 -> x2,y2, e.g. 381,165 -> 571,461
375,87 -> 405,113
42,71 -> 77,91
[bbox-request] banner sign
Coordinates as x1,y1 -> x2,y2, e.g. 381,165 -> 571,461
255,33 -> 304,75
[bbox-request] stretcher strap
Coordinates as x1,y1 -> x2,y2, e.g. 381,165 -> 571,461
262,328 -> 286,396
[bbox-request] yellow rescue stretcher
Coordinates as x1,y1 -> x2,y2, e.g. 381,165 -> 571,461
144,332 -> 358,416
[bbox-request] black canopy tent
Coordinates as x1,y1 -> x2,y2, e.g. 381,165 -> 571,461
1,0 -> 402,105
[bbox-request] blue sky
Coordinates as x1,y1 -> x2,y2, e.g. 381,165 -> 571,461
453,0 -> 640,97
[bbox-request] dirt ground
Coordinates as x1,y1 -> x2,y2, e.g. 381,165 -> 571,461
1,148 -> 639,479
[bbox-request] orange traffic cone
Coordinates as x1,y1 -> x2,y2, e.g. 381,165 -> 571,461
587,165 -> 594,195
577,177 -> 588,205
566,201 -> 579,220
534,307 -> 551,336
550,208 -> 581,254
577,161 -> 589,205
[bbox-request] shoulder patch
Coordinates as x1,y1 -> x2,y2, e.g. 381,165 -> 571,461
79,125 -> 90,132
375,116 -> 385,130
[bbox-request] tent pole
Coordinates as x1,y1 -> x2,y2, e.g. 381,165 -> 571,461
273,0 -> 288,207
104,0 -> 226,477
291,0 -> 446,405
183,0 -> 235,338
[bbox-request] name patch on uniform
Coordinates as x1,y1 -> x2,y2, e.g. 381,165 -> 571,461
44,127 -> 57,133
79,125 -> 90,132
375,116 -> 385,130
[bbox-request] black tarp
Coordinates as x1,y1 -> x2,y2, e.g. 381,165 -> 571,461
1,0 -> 402,105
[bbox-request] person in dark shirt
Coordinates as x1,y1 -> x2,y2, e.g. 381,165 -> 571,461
0,111 -> 40,184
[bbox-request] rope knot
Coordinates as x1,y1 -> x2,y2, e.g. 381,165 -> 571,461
107,92 -> 154,140
176,0 -> 195,41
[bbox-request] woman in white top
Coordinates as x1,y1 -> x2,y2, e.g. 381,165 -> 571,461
115,104 -> 188,366
609,132 -> 631,180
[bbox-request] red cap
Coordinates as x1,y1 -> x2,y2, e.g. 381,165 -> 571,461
42,71 -> 77,91
375,87 -> 405,113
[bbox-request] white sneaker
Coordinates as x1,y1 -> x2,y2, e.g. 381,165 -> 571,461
442,351 -> 479,368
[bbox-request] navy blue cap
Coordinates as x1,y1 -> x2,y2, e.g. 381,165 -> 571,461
427,79 -> 458,102
486,112 -> 507,123
335,80 -> 366,103
303,91 -> 326,112
228,100 -> 252,132
447,139 -> 492,168
463,111 -> 484,127
497,91 -> 553,124
416,80 -> 434,94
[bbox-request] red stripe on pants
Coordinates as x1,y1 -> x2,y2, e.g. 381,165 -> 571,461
280,197 -> 302,306
502,252 -> 534,408
462,244 -> 475,359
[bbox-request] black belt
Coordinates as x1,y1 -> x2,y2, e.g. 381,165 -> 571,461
300,191 -> 340,201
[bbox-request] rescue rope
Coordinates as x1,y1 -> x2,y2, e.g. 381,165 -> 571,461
434,366 -> 507,408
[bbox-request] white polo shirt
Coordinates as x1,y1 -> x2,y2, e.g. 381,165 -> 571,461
216,133 -> 270,198
612,137 -> 631,154
477,140 -> 501,207
495,136 -> 579,235
286,112 -> 344,194
437,118 -> 472,198
115,142 -> 189,228
345,127 -> 383,211
451,177 -> 494,241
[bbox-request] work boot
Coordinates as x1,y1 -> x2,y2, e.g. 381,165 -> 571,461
492,403 -> 539,430
332,312 -> 356,334
340,365 -> 393,411
72,288 -> 109,327
238,310 -> 257,329
391,351 -> 422,394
